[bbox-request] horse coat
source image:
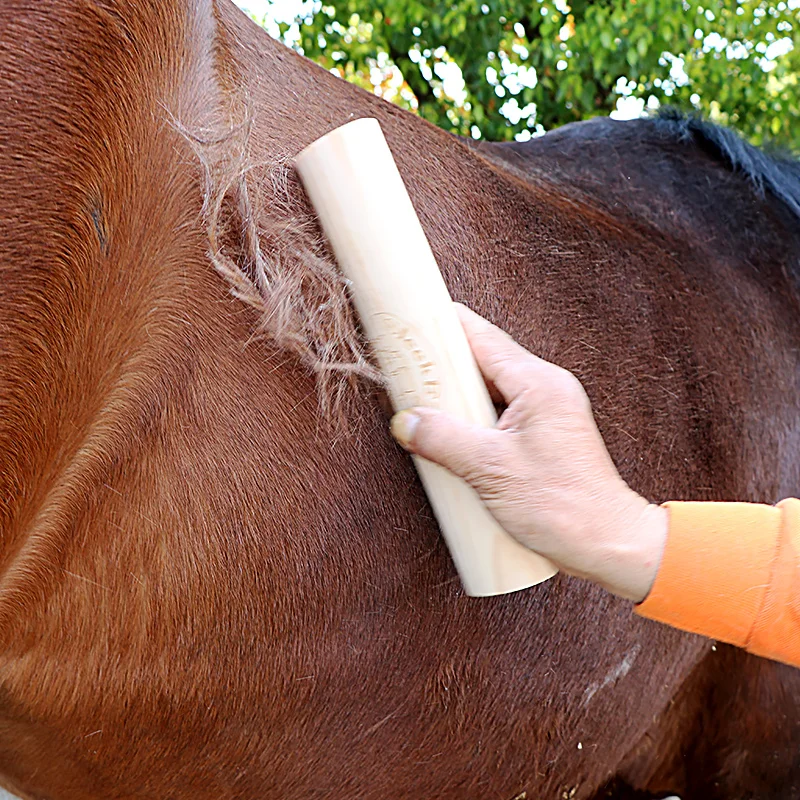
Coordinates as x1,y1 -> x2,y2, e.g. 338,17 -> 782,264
1,2 -> 799,798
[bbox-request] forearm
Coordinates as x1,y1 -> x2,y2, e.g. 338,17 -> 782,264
635,498 -> 800,668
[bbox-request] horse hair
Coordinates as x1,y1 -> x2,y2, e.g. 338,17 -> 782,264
173,109 -> 382,415
654,107 -> 800,219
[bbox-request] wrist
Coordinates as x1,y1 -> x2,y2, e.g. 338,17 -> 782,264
597,498 -> 669,603
630,502 -> 669,602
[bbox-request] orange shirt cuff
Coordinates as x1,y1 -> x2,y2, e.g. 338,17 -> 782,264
634,500 -> 792,655
748,498 -> 800,664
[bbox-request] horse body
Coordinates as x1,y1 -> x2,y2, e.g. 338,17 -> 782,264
0,2 -> 798,798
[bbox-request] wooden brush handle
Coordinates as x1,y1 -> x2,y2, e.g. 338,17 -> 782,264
295,117 -> 556,596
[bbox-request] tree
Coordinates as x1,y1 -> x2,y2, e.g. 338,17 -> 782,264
249,0 -> 799,148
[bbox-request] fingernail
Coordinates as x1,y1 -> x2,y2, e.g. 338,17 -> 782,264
390,410 -> 420,449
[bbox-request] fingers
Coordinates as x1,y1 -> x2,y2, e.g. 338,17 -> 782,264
454,303 -> 548,404
390,408 -> 503,484
454,304 -> 589,417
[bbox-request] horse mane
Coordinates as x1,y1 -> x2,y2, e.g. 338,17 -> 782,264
653,107 -> 800,219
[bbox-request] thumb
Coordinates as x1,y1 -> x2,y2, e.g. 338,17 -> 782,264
390,407 -> 501,484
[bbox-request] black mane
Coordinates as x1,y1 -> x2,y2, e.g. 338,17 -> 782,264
654,107 -> 800,220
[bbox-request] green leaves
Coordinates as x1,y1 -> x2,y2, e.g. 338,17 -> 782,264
259,0 -> 800,148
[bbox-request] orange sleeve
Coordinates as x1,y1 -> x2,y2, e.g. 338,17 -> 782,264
635,498 -> 800,668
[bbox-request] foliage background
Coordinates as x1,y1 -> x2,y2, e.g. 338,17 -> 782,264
236,0 -> 799,148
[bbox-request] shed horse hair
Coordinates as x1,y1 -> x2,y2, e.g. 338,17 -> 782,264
0,2 -> 798,799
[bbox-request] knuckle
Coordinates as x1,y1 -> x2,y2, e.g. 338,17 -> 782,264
466,442 -> 511,486
547,367 -> 587,406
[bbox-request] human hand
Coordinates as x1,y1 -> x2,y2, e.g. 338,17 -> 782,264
390,304 -> 667,603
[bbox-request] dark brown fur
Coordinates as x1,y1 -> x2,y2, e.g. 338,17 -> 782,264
0,2 -> 798,799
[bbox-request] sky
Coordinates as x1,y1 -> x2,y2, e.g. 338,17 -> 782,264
234,0 -> 305,37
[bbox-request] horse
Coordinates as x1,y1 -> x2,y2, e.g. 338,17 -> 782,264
1,1 -> 798,798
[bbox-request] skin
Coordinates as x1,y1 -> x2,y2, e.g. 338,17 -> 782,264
390,303 -> 669,604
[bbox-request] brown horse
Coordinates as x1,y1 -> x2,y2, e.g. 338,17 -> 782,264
1,2 -> 798,798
